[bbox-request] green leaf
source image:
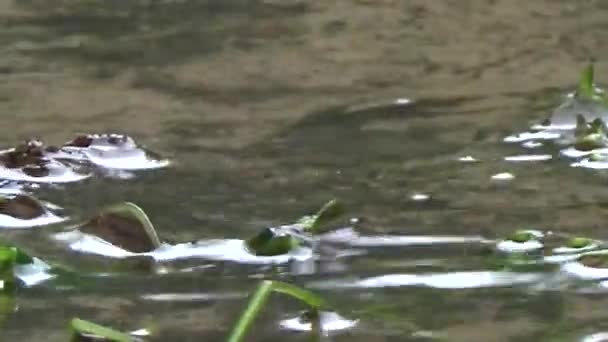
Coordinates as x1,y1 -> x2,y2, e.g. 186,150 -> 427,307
245,228 -> 299,256
574,133 -> 607,151
566,237 -> 592,249
508,230 -> 536,243
0,247 -> 16,292
299,199 -> 344,234
70,318 -> 135,342
227,281 -> 326,342
578,63 -> 595,99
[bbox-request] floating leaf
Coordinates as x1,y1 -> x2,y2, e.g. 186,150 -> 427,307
69,318 -> 136,342
245,228 -> 299,256
227,280 -> 326,342
79,202 -> 161,253
566,237 -> 593,249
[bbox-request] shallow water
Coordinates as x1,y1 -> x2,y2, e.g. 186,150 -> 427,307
4,0 -> 608,341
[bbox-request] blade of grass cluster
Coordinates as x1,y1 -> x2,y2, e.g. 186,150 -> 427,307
227,280 -> 326,342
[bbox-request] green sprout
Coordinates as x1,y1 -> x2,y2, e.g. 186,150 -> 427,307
69,318 -> 136,342
227,280 -> 325,342
298,199 -> 344,234
576,63 -> 608,106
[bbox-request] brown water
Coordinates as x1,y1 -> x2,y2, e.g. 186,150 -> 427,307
3,0 -> 608,341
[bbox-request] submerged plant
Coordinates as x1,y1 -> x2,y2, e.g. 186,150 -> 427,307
69,318 -> 137,342
245,199 -> 343,256
227,280 -> 325,342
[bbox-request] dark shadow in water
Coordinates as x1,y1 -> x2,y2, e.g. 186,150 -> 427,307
7,0 -> 309,67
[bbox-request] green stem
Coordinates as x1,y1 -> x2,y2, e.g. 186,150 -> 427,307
227,280 -> 325,342
227,280 -> 274,342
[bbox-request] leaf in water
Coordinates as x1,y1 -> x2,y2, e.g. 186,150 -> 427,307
0,247 -> 16,292
69,318 -> 136,342
245,227 -> 299,256
508,230 -> 537,243
79,202 -> 161,253
298,199 -> 344,234
0,195 -> 45,220
578,63 -> 595,99
566,237 -> 593,249
574,133 -> 607,151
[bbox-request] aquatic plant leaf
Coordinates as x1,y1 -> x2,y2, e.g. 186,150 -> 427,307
227,280 -> 326,342
79,202 -> 161,253
70,318 -> 135,342
574,133 -> 607,151
245,228 -> 299,256
298,199 -> 344,234
566,237 -> 592,249
508,230 -> 536,243
0,247 -> 16,292
578,63 -> 595,99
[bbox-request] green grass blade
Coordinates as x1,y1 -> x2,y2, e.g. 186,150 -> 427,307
227,280 -> 274,342
578,63 -> 595,98
70,318 -> 135,342
227,281 -> 326,342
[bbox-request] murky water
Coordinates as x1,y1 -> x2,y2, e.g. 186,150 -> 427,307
4,0 -> 608,341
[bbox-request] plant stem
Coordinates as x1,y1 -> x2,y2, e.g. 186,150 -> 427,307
227,280 -> 274,342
